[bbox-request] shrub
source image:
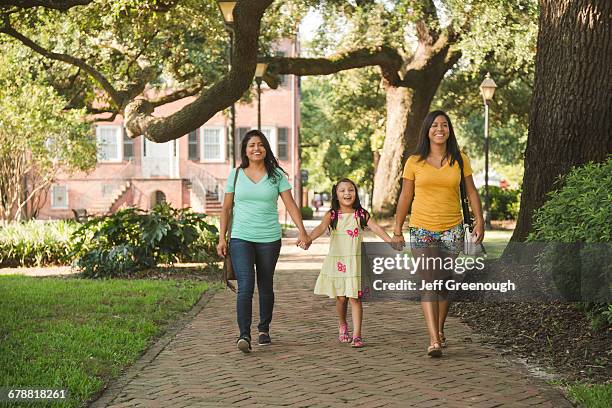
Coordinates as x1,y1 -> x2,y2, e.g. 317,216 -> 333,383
71,203 -> 218,278
479,186 -> 521,220
301,206 -> 314,220
0,221 -> 77,267
529,158 -> 611,243
529,157 -> 612,328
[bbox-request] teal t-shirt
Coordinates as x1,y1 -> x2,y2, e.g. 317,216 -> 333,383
225,167 -> 292,243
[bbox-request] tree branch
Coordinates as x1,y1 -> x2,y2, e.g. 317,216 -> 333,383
0,1 -> 91,11
124,0 -> 275,142
0,20 -> 125,108
263,46 -> 403,86
149,84 -> 204,108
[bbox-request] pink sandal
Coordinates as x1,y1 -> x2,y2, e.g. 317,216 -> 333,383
338,323 -> 351,343
351,336 -> 365,348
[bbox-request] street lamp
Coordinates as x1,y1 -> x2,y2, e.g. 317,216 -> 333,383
254,62 -> 268,131
217,1 -> 237,166
480,72 -> 497,231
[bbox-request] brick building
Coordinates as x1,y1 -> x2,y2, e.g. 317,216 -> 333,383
37,40 -> 302,221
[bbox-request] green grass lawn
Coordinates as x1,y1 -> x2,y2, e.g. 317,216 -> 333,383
482,229 -> 513,259
0,276 -> 212,407
566,383 -> 612,408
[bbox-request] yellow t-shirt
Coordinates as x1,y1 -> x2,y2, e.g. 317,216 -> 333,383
402,153 -> 473,232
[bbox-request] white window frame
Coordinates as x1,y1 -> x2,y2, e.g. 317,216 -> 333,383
96,125 -> 123,163
200,126 -> 226,163
251,126 -> 277,157
51,185 -> 69,209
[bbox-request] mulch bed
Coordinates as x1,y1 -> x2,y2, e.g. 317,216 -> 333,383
449,259 -> 611,384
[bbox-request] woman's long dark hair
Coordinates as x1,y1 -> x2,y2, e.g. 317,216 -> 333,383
328,178 -> 370,230
414,110 -> 463,168
239,129 -> 287,184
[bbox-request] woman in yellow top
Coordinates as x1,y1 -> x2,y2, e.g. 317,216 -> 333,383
392,110 -> 484,357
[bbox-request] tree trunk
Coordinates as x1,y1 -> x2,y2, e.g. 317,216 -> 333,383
511,0 -> 612,242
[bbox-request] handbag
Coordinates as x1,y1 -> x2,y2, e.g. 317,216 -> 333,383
223,167 -> 240,292
458,157 -> 486,256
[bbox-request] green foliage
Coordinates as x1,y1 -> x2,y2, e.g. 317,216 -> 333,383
529,158 -> 612,327
0,42 -> 96,221
434,1 -> 538,168
480,186 -> 520,220
0,221 -> 78,267
300,68 -> 385,192
72,203 -> 219,278
301,206 -> 314,220
529,158 -> 612,243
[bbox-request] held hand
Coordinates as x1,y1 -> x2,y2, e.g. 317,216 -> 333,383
217,238 -> 227,257
473,221 -> 485,245
297,232 -> 312,250
391,234 -> 405,251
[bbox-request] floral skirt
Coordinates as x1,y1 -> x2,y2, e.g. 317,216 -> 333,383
409,223 -> 464,255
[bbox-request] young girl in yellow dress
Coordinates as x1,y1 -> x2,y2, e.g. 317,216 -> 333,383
308,178 -> 392,348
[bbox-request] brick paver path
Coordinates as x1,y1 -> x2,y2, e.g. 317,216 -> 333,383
91,233 -> 571,408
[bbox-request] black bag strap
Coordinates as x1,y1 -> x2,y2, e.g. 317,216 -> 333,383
457,155 -> 472,228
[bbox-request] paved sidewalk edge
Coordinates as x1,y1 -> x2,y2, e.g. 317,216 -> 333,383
88,287 -> 220,408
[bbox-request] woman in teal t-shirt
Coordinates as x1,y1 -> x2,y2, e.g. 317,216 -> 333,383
217,130 -> 310,353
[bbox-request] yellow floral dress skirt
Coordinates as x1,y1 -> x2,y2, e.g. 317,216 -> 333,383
314,210 -> 362,299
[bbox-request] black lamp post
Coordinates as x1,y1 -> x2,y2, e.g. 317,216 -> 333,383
254,62 -> 268,131
480,72 -> 497,231
217,1 -> 237,166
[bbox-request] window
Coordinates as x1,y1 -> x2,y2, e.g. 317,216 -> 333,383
259,127 -> 277,156
277,127 -> 289,161
123,129 -> 134,160
201,127 -> 225,162
238,127 -> 249,143
96,125 -> 122,162
51,185 -> 68,209
188,130 -> 199,161
275,51 -> 288,87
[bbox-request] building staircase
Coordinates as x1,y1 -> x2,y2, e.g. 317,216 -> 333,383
88,181 -> 132,215
184,164 -> 225,216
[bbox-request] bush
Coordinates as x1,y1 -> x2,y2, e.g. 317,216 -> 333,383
529,157 -> 611,243
0,221 -> 77,267
479,186 -> 521,220
71,203 -> 219,278
301,206 -> 314,220
529,157 -> 612,328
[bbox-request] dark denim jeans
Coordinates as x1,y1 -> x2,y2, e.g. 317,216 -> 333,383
229,238 -> 281,339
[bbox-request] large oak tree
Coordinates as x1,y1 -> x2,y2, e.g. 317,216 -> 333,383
511,0 -> 612,241
1,0 -> 534,216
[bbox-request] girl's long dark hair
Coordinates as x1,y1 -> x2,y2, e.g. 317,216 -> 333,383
414,110 -> 463,168
328,178 -> 370,230
239,129 -> 287,184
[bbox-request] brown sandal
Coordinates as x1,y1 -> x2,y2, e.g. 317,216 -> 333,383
427,341 -> 443,357
439,332 -> 447,348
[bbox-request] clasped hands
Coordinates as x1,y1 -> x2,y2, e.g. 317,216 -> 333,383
296,232 -> 312,250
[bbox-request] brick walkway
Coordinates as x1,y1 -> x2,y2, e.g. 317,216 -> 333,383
91,234 -> 572,408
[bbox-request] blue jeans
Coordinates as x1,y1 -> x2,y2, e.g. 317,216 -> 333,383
229,238 -> 281,339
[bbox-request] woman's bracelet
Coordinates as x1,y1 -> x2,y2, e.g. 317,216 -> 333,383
393,232 -> 404,237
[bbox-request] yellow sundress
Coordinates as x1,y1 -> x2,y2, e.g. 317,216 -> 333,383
314,210 -> 363,298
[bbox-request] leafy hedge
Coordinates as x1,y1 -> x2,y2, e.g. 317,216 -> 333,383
480,186 -> 521,220
529,158 -> 611,243
301,206 -> 314,220
71,203 -> 219,278
529,157 -> 611,328
0,205 -> 219,276
0,221 -> 77,267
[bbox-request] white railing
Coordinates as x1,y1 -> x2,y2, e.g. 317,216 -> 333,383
184,164 -> 226,205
